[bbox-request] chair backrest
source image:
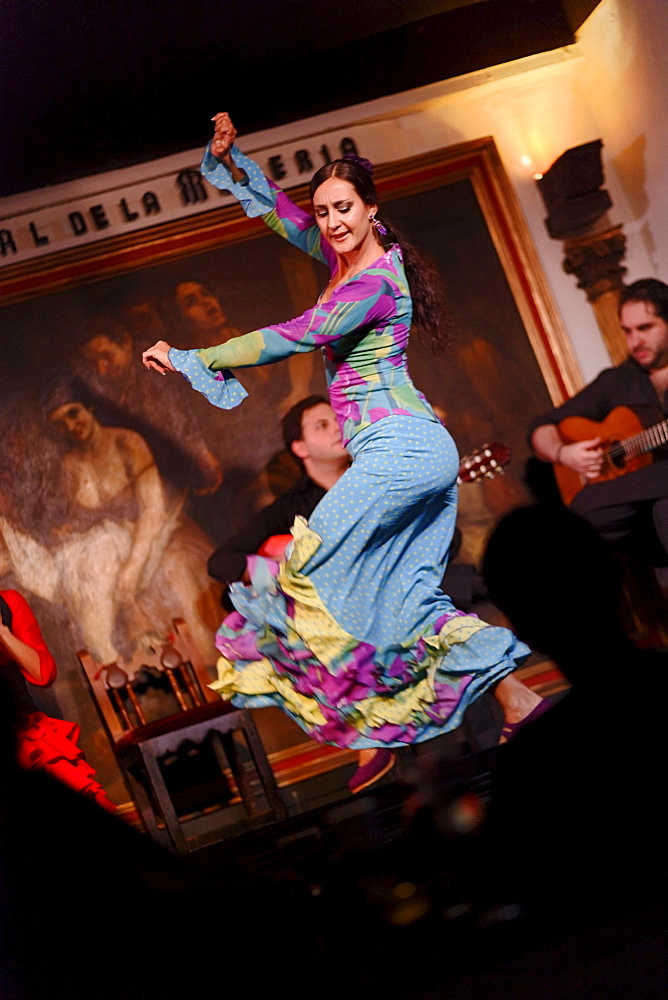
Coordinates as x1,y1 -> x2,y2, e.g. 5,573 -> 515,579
78,618 -> 219,744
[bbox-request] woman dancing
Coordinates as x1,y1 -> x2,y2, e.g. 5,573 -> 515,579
143,112 -> 545,793
0,588 -> 115,811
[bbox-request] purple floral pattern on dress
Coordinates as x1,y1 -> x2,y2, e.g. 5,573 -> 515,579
211,552 -> 526,750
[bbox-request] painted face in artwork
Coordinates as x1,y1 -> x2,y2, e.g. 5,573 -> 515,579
175,281 -> 228,335
49,402 -> 96,443
82,334 -> 133,380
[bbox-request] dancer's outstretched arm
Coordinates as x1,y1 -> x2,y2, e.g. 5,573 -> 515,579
142,265 -> 396,409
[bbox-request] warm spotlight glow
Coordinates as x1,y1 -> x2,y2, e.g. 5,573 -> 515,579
533,172 -> 544,180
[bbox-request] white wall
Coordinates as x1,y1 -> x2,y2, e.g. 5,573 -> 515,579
576,0 -> 668,282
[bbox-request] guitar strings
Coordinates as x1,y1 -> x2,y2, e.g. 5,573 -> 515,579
610,419 -> 668,462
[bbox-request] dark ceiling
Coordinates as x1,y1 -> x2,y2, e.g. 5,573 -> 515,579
0,0 -> 600,199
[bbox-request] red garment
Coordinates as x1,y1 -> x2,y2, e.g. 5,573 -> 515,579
1,590 -> 116,813
0,589 -> 57,686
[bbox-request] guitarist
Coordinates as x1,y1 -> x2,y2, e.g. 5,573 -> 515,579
529,278 -> 668,565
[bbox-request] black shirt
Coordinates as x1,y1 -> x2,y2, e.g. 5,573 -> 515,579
207,475 -> 327,584
528,358 -> 668,438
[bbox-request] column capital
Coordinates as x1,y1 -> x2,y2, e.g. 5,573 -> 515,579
562,224 -> 627,302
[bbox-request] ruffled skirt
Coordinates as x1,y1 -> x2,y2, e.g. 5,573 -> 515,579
211,416 -> 530,749
17,712 -> 116,812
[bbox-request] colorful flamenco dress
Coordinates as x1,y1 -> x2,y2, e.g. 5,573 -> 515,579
0,590 -> 116,812
166,144 -> 531,751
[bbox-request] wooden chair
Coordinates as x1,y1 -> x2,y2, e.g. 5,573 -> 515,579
78,618 -> 286,854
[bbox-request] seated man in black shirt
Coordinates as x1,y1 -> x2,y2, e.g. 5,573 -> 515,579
208,395 -> 351,588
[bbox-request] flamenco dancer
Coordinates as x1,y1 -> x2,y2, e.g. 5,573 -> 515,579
0,589 -> 115,812
143,112 -> 545,793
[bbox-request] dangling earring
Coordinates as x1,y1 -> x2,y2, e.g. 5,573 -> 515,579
370,214 -> 388,237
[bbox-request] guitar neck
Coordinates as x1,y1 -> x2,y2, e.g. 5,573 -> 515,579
610,418 -> 668,462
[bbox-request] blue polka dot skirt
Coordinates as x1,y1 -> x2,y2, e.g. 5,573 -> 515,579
211,416 -> 530,749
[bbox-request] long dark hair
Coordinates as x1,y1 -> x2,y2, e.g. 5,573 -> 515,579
309,158 -> 453,352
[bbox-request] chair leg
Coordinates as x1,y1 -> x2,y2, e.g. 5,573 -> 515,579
141,747 -> 190,855
240,712 -> 287,821
124,768 -> 172,851
211,730 -> 263,818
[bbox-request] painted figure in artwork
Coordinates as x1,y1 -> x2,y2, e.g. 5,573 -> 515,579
0,390 -> 220,665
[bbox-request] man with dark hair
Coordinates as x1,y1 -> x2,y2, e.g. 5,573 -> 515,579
529,277 -> 668,566
207,396 -> 351,587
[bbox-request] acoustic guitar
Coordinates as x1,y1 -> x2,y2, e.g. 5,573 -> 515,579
554,405 -> 668,505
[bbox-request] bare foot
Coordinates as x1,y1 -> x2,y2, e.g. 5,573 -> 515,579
494,673 -> 543,727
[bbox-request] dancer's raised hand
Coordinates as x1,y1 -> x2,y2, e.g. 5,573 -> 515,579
211,111 -> 237,160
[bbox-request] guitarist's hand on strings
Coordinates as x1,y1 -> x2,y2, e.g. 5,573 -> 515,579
557,437 -> 604,480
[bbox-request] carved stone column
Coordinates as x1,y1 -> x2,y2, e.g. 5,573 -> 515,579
562,224 -> 628,365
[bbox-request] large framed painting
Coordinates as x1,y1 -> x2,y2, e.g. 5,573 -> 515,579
0,136 -> 582,807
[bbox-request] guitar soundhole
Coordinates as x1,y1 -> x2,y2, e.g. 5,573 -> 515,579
608,440 -> 626,469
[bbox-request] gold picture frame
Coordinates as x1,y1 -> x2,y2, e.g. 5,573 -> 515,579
0,136 -> 580,805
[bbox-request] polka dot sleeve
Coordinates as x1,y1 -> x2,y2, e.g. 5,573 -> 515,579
167,348 -> 249,410
200,143 -> 332,268
200,142 -> 275,217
